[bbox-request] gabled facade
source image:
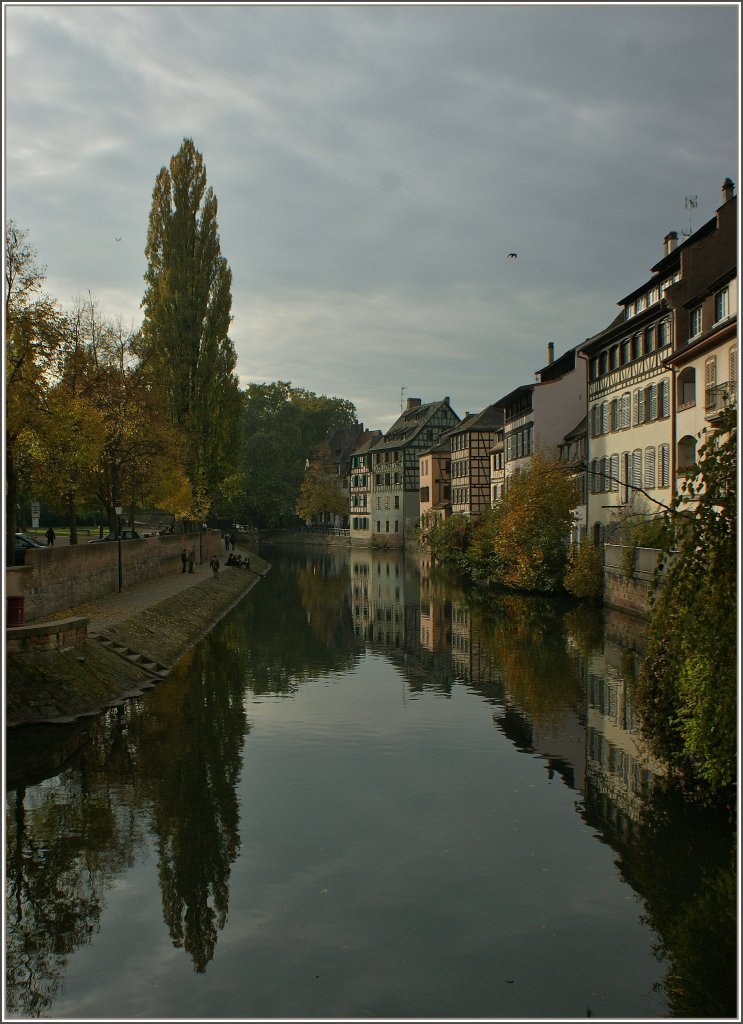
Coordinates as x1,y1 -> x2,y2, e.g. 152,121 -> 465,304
490,343 -> 585,497
350,397 -> 459,546
449,404 -> 504,515
578,178 -> 737,539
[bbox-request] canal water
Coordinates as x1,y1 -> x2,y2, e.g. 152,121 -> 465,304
5,545 -> 737,1019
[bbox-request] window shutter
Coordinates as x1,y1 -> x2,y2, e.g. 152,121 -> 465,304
659,444 -> 670,488
633,389 -> 641,425
729,346 -> 737,387
621,452 -> 631,503
659,379 -> 669,417
622,393 -> 630,429
632,449 -> 642,490
609,453 -> 619,492
649,384 -> 657,420
644,447 -> 656,489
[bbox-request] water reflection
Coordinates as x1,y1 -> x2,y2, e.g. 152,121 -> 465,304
5,544 -> 736,1018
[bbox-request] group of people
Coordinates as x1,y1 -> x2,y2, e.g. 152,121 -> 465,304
223,531 -> 236,552
180,547 -> 196,573
225,552 -> 251,571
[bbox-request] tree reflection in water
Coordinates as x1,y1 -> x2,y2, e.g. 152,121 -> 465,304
5,546 -> 737,1018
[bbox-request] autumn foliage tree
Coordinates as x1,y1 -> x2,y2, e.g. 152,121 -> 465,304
468,450 -> 580,592
5,221 -> 66,557
297,443 -> 349,523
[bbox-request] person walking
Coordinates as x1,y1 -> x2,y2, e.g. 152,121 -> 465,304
210,555 -> 220,579
230,534 -> 236,552
45,526 -> 56,546
188,547 -> 195,573
181,548 -> 188,573
223,531 -> 230,552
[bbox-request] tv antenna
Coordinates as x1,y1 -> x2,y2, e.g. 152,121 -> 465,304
682,195 -> 698,239
400,386 -> 407,412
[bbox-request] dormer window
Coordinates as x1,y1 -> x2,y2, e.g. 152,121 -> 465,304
690,306 -> 703,339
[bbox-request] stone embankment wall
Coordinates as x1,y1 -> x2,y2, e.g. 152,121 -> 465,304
7,532 -> 225,623
602,545 -> 662,619
6,554 -> 270,729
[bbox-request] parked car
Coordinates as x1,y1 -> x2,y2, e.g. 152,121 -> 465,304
14,532 -> 45,565
88,530 -> 144,543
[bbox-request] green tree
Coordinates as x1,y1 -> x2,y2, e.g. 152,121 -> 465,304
141,138 -> 240,517
5,221 -> 65,557
239,382 -> 356,528
638,409 -> 737,801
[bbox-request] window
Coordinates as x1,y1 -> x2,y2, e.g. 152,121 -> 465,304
659,444 -> 670,488
385,496 -> 390,510
644,447 -> 656,489
645,383 -> 657,422
677,435 -> 696,473
679,367 -> 696,406
621,339 -> 631,364
633,389 -> 643,425
632,333 -> 643,360
601,456 -> 610,493
376,497 -> 381,510
610,398 -> 620,432
609,346 -> 619,370
394,495 -> 399,509
601,402 -> 609,434
420,486 -> 430,503
591,459 -> 600,494
644,326 -> 656,354
714,287 -> 729,323
704,356 -> 717,409
599,351 -> 609,375
395,520 -> 399,533
591,405 -> 601,437
658,320 -> 671,348
690,306 -> 703,338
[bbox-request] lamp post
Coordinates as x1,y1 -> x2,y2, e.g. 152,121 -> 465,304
114,505 -> 123,593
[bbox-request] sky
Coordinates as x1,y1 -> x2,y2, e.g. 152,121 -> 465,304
3,2 -> 740,431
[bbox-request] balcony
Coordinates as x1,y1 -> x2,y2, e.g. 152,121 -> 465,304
704,381 -> 736,420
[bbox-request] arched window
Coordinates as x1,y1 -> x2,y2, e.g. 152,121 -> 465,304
679,367 -> 696,407
677,435 -> 697,473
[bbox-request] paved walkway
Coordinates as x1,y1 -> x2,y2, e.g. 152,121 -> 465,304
52,546 -> 260,632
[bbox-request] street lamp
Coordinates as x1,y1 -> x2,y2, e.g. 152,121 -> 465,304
114,505 -> 123,593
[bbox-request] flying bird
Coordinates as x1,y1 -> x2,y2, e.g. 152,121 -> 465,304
506,252 -> 518,259
115,236 -> 122,242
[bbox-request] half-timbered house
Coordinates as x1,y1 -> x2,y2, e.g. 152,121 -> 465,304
449,404 -> 504,516
351,397 -> 459,546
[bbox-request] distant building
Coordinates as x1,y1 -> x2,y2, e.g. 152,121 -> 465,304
449,404 -> 504,516
350,397 -> 460,546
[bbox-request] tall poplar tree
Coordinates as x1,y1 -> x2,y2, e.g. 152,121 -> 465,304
141,138 -> 240,518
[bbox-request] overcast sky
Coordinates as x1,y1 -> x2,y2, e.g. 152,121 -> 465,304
4,3 -> 740,430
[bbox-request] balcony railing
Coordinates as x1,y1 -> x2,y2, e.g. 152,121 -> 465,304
705,381 -> 736,418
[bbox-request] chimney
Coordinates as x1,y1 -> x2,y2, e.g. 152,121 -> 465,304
721,178 -> 735,204
547,341 -> 555,365
406,397 -> 422,411
664,231 -> 678,256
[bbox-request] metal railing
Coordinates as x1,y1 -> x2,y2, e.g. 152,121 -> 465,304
705,381 -> 736,417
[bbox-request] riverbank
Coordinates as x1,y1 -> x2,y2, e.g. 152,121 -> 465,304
5,552 -> 270,729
